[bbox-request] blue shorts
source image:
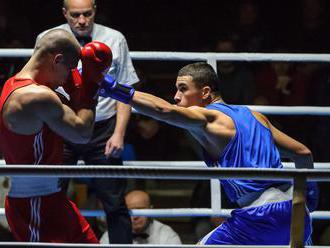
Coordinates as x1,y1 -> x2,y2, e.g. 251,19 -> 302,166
200,200 -> 312,245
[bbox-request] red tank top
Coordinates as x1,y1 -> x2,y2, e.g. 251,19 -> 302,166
0,77 -> 63,165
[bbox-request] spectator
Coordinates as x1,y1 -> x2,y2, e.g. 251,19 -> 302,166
36,0 -> 139,244
231,0 -> 268,52
100,190 -> 182,245
308,65 -> 330,161
0,1 -> 31,87
254,59 -> 319,142
254,60 -> 317,107
215,36 -> 255,104
292,0 -> 329,52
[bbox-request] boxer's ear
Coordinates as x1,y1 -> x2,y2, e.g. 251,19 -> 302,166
201,85 -> 212,100
54,54 -> 64,65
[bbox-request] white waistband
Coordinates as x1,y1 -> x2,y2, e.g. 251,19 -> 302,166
244,186 -> 293,209
8,177 -> 61,198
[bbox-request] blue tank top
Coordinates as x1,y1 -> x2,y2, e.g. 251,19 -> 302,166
203,103 -> 286,206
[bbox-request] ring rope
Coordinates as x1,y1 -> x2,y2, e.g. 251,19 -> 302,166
132,105 -> 330,116
122,161 -> 330,169
0,166 -> 325,246
0,165 -> 328,180
130,52 -> 330,62
246,105 -> 330,116
1,160 -> 330,168
2,49 -> 330,117
0,162 -> 328,219
1,49 -> 330,62
0,207 -> 327,219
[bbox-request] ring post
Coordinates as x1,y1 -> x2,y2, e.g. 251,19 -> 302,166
290,175 -> 307,248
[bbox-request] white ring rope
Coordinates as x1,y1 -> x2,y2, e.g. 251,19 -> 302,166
2,49 -> 330,116
0,161 -> 328,219
0,165 -> 328,180
2,49 -> 330,62
247,105 -> 330,116
131,52 -> 330,63
121,161 -> 330,169
2,160 -> 330,168
132,105 -> 330,116
0,207 -> 326,220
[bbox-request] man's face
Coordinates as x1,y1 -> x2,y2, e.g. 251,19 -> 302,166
125,194 -> 150,234
216,41 -> 235,72
52,54 -> 79,88
174,75 -> 204,107
63,0 -> 95,37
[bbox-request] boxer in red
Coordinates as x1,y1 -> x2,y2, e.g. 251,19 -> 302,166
0,29 -> 112,243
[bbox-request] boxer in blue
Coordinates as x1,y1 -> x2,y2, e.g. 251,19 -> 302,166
97,62 -> 317,245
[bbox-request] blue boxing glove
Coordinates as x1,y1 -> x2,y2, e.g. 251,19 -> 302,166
98,74 -> 135,104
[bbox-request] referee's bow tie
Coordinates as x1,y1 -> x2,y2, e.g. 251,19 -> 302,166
77,36 -> 92,46
133,232 -> 149,239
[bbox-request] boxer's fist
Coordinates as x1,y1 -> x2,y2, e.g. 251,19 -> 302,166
81,41 -> 113,84
63,68 -> 96,109
98,74 -> 135,104
66,41 -> 112,110
63,68 -> 83,96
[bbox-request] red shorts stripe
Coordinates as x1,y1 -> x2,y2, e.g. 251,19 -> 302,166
5,191 -> 98,243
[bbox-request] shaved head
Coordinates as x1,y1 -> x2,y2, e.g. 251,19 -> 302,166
125,190 -> 151,209
34,29 -> 81,65
63,0 -> 96,9
126,190 -> 152,234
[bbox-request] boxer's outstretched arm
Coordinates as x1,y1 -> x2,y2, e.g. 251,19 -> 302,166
131,91 -> 208,130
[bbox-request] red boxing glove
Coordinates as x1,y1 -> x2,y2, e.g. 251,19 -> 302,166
67,41 -> 112,110
64,68 -> 97,110
63,68 -> 83,96
81,41 -> 113,85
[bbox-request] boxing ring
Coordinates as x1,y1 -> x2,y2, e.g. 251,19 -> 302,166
0,49 -> 330,248
0,244 -> 326,248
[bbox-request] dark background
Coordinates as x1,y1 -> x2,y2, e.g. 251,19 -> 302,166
2,0 -> 330,51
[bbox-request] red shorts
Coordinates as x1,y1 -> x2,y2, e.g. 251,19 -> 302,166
5,191 -> 98,243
